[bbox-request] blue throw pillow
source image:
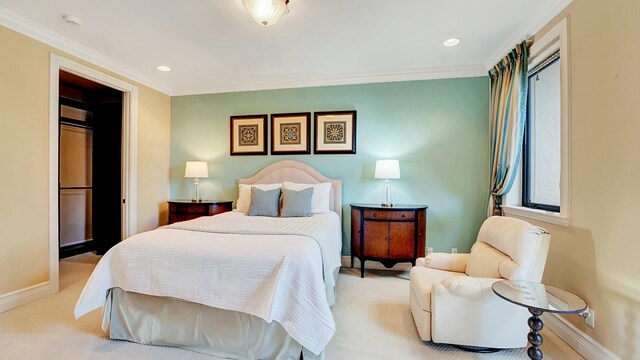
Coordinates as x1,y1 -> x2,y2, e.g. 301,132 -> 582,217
247,187 -> 281,217
280,188 -> 313,217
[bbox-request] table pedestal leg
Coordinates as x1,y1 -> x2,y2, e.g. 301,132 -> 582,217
527,308 -> 544,360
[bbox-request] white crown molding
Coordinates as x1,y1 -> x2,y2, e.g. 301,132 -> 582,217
172,65 -> 487,96
1,1 -> 567,96
0,6 -> 172,95
542,313 -> 621,360
483,0 -> 573,70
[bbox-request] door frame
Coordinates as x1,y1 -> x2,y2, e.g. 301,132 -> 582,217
49,54 -> 138,294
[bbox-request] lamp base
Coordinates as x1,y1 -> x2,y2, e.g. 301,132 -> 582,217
381,180 -> 393,208
192,178 -> 201,202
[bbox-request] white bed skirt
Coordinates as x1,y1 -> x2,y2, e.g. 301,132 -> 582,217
105,288 -> 323,360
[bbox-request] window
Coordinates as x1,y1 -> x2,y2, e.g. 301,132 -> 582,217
502,18 -> 570,227
523,54 -> 561,212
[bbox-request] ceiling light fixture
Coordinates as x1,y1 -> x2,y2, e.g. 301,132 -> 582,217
156,65 -> 171,72
243,0 -> 290,26
443,38 -> 461,47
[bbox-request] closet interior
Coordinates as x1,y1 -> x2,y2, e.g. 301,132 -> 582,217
59,70 -> 124,259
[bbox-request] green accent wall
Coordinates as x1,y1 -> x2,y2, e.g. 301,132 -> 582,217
171,77 -> 489,254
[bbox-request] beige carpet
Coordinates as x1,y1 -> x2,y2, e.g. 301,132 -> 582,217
0,254 -> 583,359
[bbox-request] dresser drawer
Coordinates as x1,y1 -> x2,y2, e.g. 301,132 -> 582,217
169,203 -> 207,214
169,204 -> 178,213
184,205 -> 208,214
168,201 -> 233,224
364,209 -> 415,221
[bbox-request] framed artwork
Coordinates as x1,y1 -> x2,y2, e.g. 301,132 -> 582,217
271,112 -> 311,155
314,110 -> 357,154
230,114 -> 268,155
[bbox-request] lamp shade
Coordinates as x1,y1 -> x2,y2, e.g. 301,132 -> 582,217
242,0 -> 288,26
374,160 -> 401,179
184,161 -> 209,178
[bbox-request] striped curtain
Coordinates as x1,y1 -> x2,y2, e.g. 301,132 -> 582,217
488,41 -> 529,216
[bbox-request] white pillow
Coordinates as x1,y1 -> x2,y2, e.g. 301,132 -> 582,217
283,181 -> 332,213
235,183 -> 282,213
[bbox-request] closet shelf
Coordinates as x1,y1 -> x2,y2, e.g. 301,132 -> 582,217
60,186 -> 93,190
60,119 -> 94,130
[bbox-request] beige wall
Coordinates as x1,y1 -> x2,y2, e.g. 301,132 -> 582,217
137,89 -> 171,231
511,1 -> 639,358
0,25 -> 171,295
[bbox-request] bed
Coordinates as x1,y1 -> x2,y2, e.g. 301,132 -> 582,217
74,160 -> 343,360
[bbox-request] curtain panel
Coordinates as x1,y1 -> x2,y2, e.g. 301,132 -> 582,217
488,41 -> 529,216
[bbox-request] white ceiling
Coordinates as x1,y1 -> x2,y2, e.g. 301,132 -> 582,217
0,0 -> 568,95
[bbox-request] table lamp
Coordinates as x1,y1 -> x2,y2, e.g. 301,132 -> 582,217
374,159 -> 401,207
184,161 -> 208,202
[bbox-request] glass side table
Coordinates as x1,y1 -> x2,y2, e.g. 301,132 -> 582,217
492,280 -> 587,360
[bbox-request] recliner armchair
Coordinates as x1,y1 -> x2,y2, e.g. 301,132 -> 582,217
409,216 -> 550,349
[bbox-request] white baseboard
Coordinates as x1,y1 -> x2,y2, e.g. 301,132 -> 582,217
541,313 -> 620,360
340,256 -> 413,272
0,282 -> 50,314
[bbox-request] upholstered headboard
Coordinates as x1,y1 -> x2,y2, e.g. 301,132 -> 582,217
238,160 -> 342,221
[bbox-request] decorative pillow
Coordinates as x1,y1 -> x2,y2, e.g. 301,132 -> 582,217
282,181 -> 332,213
247,187 -> 281,217
235,183 -> 281,213
280,188 -> 314,217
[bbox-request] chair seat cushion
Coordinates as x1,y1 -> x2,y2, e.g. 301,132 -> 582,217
409,266 -> 467,312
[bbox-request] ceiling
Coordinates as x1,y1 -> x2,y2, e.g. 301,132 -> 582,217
0,0 -> 567,95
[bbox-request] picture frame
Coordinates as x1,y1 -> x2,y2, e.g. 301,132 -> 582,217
270,112 -> 311,155
314,110 -> 357,154
230,114 -> 268,156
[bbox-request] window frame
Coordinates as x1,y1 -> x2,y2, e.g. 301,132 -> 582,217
502,18 -> 571,227
522,56 -> 561,213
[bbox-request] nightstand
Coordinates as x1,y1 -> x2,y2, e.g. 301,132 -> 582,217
167,200 -> 233,224
350,204 -> 427,278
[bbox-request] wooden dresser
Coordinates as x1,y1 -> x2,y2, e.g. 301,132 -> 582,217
351,204 -> 427,277
167,200 -> 233,224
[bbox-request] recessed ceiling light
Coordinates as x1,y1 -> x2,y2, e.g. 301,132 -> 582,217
156,65 -> 171,72
443,38 -> 461,47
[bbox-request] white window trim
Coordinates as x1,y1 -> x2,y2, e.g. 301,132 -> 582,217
502,205 -> 570,227
504,18 -> 571,227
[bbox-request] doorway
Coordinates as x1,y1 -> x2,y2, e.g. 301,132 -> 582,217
58,70 -> 123,258
49,55 -> 139,294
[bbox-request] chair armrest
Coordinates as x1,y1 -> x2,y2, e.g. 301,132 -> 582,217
439,276 -> 500,299
422,253 -> 470,273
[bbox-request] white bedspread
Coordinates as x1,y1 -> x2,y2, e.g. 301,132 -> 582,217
74,211 -> 342,355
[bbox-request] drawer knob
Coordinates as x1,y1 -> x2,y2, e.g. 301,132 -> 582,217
401,214 -> 406,218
